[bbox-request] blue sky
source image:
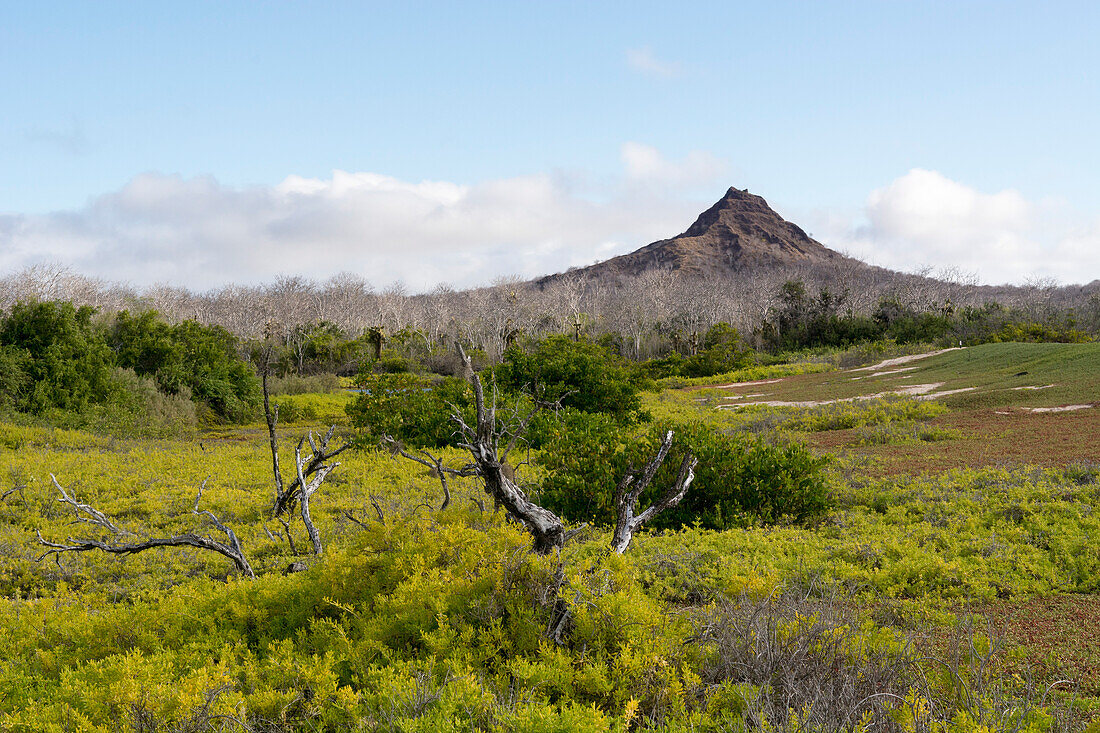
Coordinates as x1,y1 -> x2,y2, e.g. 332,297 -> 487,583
3,1 -> 1099,288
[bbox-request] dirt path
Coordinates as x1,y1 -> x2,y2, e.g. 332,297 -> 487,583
852,347 -> 962,373
720,383 -> 977,409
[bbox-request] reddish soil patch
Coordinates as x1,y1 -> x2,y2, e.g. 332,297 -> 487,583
986,594 -> 1100,698
807,407 -> 1100,476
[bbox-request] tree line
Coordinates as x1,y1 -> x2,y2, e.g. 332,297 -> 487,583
3,261 -> 1097,367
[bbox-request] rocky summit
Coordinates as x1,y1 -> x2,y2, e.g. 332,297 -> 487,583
541,186 -> 854,283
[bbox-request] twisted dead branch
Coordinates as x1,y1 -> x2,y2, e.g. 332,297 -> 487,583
453,343 -> 566,555
382,436 -> 479,511
263,370 -> 351,518
610,430 -> 697,554
36,479 -> 255,579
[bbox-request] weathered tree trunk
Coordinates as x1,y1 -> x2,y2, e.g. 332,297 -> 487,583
454,345 -> 566,555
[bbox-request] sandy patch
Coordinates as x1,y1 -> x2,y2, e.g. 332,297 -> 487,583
1012,384 -> 1055,391
1027,404 -> 1095,413
719,384 -> 976,409
712,378 -> 783,389
913,387 -> 977,400
853,348 -> 962,373
870,366 -> 920,377
892,383 -> 943,396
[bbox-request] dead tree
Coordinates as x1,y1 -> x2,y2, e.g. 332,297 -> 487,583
453,344 -> 567,555
262,370 -> 351,555
293,437 -> 338,555
610,430 -> 697,554
36,476 -> 255,579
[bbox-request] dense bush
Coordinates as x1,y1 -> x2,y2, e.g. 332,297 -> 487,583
284,320 -> 370,375
111,310 -> 260,422
345,371 -> 472,447
761,281 -> 882,352
534,414 -> 830,530
642,322 -> 757,378
0,301 -> 125,414
760,281 -> 1095,354
494,335 -> 647,419
0,346 -> 31,415
0,302 -> 260,430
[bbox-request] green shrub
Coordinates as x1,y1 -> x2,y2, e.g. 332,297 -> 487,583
346,371 -> 472,447
656,361 -> 833,389
111,310 -> 260,422
0,301 -> 124,414
0,345 -> 31,415
495,335 -> 646,419
643,323 -> 756,378
535,415 -> 830,530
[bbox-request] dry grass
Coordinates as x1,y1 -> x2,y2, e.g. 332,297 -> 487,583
693,589 -> 1091,732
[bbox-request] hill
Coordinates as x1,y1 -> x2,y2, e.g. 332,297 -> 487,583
540,186 -> 860,284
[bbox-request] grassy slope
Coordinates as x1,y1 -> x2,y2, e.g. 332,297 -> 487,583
649,342 -> 1100,720
693,343 -> 1098,406
655,343 -> 1099,474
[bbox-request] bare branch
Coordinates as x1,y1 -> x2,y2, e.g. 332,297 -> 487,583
271,426 -> 351,517
369,494 -> 386,524
454,343 -> 565,555
36,479 -> 255,579
294,439 -> 337,556
277,515 -> 299,555
342,509 -> 369,529
262,369 -> 285,509
563,523 -> 589,545
50,474 -> 128,537
611,431 -> 697,554
382,435 -> 478,511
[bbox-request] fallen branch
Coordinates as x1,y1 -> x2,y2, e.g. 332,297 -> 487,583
50,474 -> 128,537
36,480 -> 255,579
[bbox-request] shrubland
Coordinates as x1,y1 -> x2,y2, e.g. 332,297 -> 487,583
0,421 -> 1096,729
0,301 -> 1098,729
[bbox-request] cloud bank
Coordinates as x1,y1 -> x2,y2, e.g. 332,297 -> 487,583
816,169 -> 1100,285
3,159 -> 1097,292
0,144 -> 723,291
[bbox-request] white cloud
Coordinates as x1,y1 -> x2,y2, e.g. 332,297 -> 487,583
625,47 -> 682,79
620,142 -> 726,191
817,169 -> 1100,285
0,153 -> 714,291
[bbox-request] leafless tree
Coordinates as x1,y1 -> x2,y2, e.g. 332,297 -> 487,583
450,344 -> 566,554
262,371 -> 351,545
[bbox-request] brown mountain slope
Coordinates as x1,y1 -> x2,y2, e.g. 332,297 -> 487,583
540,186 -> 858,284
